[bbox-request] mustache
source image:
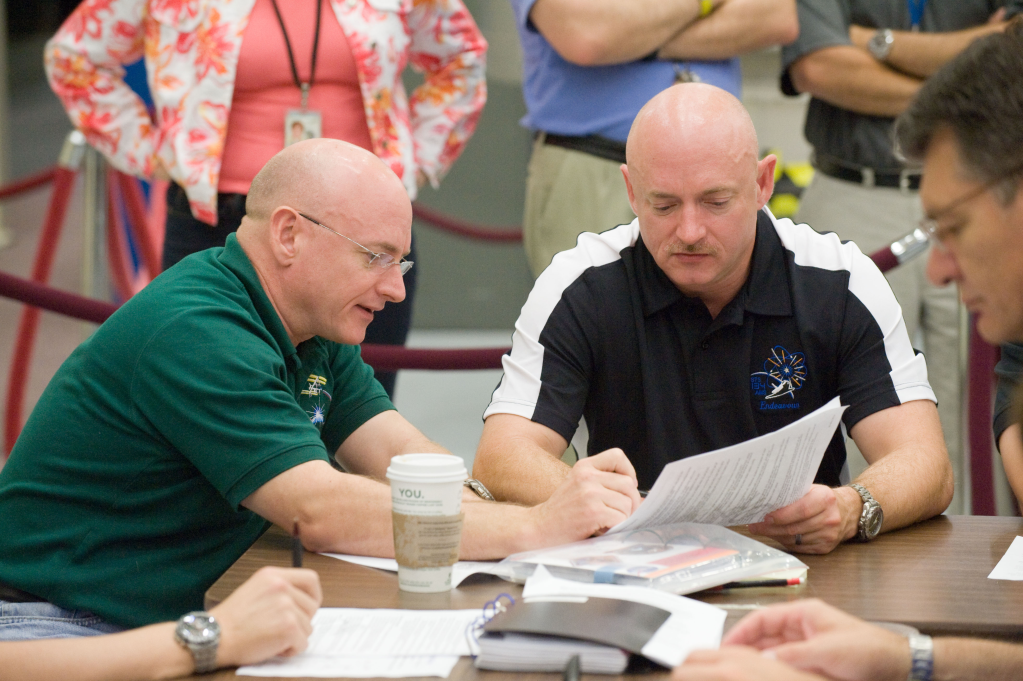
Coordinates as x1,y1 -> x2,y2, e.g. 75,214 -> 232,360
663,240 -> 717,257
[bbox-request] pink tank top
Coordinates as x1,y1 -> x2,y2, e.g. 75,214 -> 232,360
218,0 -> 373,194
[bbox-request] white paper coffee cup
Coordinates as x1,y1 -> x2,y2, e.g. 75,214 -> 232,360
386,453 -> 467,592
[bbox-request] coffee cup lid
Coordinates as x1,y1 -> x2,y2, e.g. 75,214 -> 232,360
386,453 -> 467,483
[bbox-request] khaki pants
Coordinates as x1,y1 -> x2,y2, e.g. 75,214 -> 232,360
523,135 -> 636,278
796,172 -> 964,514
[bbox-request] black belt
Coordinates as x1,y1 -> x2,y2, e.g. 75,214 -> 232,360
814,155 -> 921,191
540,132 -> 627,165
0,578 -> 44,603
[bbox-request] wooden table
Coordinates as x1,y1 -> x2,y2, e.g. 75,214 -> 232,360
202,516 -> 1023,680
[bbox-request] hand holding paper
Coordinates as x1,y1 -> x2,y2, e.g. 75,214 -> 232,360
608,399 -> 847,534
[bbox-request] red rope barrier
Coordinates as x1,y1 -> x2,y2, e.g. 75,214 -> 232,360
115,171 -> 162,278
0,271 -> 117,324
4,166 -> 79,454
360,344 -> 509,372
106,171 -> 136,302
412,203 -> 522,243
0,167 -> 57,201
968,321 -> 999,515
869,247 -> 899,274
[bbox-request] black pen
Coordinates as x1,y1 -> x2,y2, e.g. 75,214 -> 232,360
292,519 -> 303,568
711,577 -> 804,590
563,654 -> 581,681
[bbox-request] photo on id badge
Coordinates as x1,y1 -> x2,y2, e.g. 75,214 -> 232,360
285,110 -> 322,147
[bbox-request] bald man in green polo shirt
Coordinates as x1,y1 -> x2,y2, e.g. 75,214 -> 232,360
0,139 -> 642,637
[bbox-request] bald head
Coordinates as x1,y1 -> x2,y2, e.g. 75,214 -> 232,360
626,83 -> 759,177
245,138 -> 408,224
237,138 -> 413,347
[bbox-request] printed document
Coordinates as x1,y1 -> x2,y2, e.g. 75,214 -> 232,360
236,608 -> 477,678
988,536 -> 1023,580
610,397 -> 847,532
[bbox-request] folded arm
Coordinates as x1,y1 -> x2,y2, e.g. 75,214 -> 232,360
657,0 -> 799,62
528,0 -> 707,66
849,15 -> 1009,79
788,45 -> 922,117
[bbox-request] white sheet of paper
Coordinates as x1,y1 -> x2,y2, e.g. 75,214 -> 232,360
609,397 -> 847,533
988,536 -> 1023,580
237,655 -> 460,678
322,554 -> 514,586
236,609 -> 478,677
522,565 -> 726,667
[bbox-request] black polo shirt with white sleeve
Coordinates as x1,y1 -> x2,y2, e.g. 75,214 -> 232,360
485,210 -> 934,491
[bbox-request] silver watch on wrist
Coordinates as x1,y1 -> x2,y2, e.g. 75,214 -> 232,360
867,28 -> 895,61
175,611 -> 221,674
907,633 -> 934,681
464,478 -> 495,501
848,482 -> 884,542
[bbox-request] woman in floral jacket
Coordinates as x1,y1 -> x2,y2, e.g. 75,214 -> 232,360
45,0 -> 487,396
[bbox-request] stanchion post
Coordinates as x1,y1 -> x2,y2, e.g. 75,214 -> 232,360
80,144 -> 109,338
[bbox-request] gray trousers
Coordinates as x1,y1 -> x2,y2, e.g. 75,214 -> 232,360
796,172 -> 964,514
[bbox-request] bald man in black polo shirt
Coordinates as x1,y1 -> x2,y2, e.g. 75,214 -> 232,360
474,83 -> 953,555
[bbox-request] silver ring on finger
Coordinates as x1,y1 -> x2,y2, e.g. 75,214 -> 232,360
794,534 -> 803,546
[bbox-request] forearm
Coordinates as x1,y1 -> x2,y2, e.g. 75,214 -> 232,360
657,0 -> 798,61
473,420 -> 572,506
933,637 -> 1023,681
2,622 -> 193,681
853,445 -> 953,533
789,46 -> 922,117
999,425 -> 1023,510
851,23 -> 1007,79
530,0 -> 705,66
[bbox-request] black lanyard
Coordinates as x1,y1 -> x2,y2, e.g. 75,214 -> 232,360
269,0 -> 323,109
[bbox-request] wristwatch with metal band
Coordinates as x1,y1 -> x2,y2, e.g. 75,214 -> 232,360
175,611 -> 221,674
868,28 -> 895,62
907,633 -> 934,681
464,478 -> 495,501
848,482 -> 884,542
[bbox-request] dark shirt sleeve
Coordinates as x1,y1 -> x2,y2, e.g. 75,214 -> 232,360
781,0 -> 851,81
320,343 -> 395,455
995,342 -> 1023,447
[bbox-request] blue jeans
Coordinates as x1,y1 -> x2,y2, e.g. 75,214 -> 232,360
0,601 -> 124,640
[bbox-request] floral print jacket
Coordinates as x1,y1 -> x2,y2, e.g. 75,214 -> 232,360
45,0 -> 487,224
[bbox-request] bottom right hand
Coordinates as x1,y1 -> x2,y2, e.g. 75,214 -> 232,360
212,566 -> 322,668
721,599 -> 911,681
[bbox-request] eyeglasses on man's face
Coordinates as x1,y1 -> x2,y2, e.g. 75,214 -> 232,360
921,162 -> 1023,252
298,212 -> 413,276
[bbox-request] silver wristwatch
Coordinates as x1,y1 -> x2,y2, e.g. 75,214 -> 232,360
175,611 -> 221,674
848,482 -> 884,542
464,478 -> 495,501
907,633 -> 934,681
867,28 -> 895,61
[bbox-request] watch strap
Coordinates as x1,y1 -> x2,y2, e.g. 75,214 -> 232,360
175,611 -> 220,674
907,633 -> 934,681
464,478 -> 495,501
848,482 -> 881,541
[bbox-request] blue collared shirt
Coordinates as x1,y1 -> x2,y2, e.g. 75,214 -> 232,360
510,0 -> 742,141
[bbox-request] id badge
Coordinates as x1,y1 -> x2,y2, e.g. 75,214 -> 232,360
285,109 -> 322,147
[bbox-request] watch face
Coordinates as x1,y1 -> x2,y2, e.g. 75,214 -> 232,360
178,613 -> 220,646
863,505 -> 884,539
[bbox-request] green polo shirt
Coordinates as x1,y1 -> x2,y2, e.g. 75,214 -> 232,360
0,235 -> 392,628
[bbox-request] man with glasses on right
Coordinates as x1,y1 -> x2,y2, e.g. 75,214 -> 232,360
673,21 -> 1023,681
